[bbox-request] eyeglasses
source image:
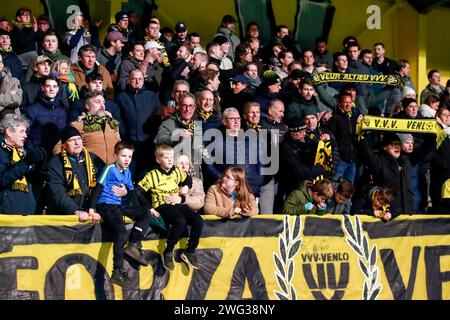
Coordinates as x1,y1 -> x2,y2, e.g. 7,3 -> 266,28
180,104 -> 195,109
66,136 -> 82,143
226,117 -> 241,122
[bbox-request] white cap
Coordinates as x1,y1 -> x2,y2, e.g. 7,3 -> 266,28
144,40 -> 164,51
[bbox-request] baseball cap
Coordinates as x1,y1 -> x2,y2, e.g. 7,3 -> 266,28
144,40 -> 164,51
175,22 -> 187,33
106,31 -> 127,42
34,55 -> 52,65
222,15 -> 237,24
115,11 -> 128,23
232,74 -> 250,85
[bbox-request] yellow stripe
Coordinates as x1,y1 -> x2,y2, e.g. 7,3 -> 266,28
98,164 -> 115,185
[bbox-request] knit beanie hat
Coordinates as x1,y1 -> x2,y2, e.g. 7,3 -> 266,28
61,126 -> 82,144
401,97 -> 417,109
397,133 -> 414,144
401,86 -> 416,99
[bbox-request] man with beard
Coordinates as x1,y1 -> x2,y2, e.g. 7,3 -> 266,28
70,91 -> 121,165
286,79 -> 329,121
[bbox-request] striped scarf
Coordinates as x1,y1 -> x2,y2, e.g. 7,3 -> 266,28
2,143 -> 28,192
61,147 -> 97,197
176,113 -> 196,131
196,107 -> 213,121
58,73 -> 79,101
83,113 -> 120,133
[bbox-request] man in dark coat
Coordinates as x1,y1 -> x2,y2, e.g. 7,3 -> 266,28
116,69 -> 160,178
0,114 -> 45,214
46,126 -> 105,220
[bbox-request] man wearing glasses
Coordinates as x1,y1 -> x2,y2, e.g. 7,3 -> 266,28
204,107 -> 264,199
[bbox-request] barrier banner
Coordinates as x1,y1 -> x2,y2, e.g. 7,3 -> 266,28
356,115 -> 447,148
0,214 -> 449,300
311,71 -> 403,86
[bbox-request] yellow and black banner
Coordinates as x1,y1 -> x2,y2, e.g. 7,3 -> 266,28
356,115 -> 448,148
311,72 -> 403,86
0,214 -> 449,300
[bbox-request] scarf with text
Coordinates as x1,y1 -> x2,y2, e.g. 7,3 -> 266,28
82,113 -> 120,133
60,147 -> 96,197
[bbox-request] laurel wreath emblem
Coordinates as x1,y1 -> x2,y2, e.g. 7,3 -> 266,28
273,215 -> 302,300
342,215 -> 382,300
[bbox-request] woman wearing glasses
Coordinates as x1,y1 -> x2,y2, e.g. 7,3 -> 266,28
204,167 -> 258,218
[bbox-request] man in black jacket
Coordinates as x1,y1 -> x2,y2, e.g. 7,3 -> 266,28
324,93 -> 363,183
46,126 -> 107,220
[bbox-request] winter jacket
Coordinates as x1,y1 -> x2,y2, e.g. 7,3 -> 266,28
70,114 -> 121,164
1,51 -> 24,83
64,28 -> 92,64
254,85 -> 279,114
96,48 -> 122,77
286,95 -> 329,121
0,68 -> 22,118
204,184 -> 258,218
184,177 -> 205,212
419,103 -> 437,118
279,134 -> 325,196
118,56 -> 163,92
282,180 -> 325,215
359,137 -> 415,216
204,129 -> 265,197
194,112 -> 222,133
22,75 -> 70,109
0,137 -> 36,214
325,107 -> 361,162
10,22 -> 38,55
214,27 -> 240,62
116,86 -> 160,143
24,93 -> 68,155
71,62 -> 114,100
420,83 -> 446,105
46,151 -> 104,215
68,87 -> 124,136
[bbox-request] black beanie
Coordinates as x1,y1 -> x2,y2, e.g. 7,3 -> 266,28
401,97 -> 417,109
61,126 -> 81,144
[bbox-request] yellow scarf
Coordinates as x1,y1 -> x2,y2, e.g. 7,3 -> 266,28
3,143 -> 28,192
176,113 -> 196,131
340,107 -> 352,118
371,190 -> 390,216
61,147 -> 96,197
245,121 -> 262,131
196,107 -> 213,121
